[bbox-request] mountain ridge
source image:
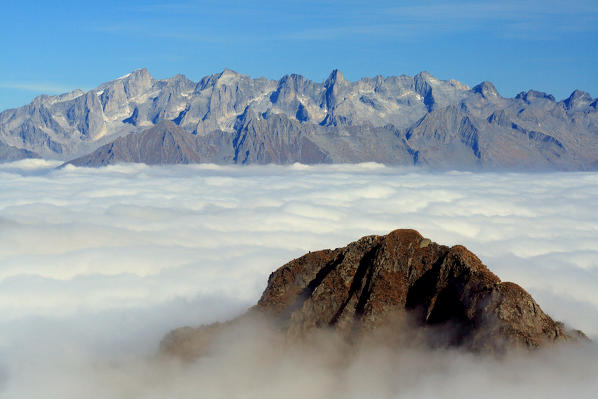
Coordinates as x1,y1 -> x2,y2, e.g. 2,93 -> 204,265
2,68 -> 597,169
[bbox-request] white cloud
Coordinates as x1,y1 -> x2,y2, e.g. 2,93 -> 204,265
0,160 -> 597,397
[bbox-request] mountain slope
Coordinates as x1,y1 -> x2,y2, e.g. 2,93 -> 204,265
66,120 -> 234,166
0,141 -> 40,163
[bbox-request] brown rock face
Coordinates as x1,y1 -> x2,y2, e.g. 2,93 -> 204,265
161,229 -> 585,359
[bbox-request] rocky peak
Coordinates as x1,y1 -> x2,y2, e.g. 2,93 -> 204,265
141,119 -> 191,144
196,69 -> 242,91
322,69 -> 350,114
414,71 -> 434,81
516,90 -> 556,104
31,94 -> 52,106
160,74 -> 195,95
413,72 -> 435,111
282,73 -> 307,89
472,81 -> 499,99
413,71 -> 437,89
449,78 -> 470,91
168,73 -> 193,85
114,68 -> 155,99
160,229 -> 587,360
324,69 -> 345,86
216,69 -> 241,84
271,74 -> 306,104
563,89 -> 593,111
130,68 -> 153,83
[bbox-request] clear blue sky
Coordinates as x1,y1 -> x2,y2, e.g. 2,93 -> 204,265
0,0 -> 596,111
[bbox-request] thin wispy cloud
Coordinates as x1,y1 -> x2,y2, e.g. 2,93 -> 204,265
0,82 -> 79,94
282,24 -> 416,41
96,0 -> 598,43
387,0 -> 598,21
91,23 -> 226,42
129,0 -> 250,15
385,0 -> 598,38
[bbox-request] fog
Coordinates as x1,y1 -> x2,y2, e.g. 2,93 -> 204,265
0,160 -> 597,398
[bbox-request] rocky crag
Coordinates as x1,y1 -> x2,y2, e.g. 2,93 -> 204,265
161,229 -> 586,360
1,68 -> 597,169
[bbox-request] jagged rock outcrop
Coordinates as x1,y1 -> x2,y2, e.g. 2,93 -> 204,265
472,81 -> 499,99
160,229 -> 586,360
1,68 -> 597,169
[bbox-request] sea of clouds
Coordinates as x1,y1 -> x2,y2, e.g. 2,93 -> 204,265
0,159 -> 597,398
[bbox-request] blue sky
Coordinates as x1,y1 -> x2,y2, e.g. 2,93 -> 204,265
0,0 -> 596,111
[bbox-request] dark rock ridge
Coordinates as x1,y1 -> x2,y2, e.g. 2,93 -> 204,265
1,68 -> 597,169
160,229 -> 586,360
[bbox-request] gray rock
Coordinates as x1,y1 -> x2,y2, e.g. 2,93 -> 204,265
1,68 -> 597,169
472,81 -> 499,99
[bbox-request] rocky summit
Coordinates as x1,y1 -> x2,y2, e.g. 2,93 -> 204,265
1,68 -> 597,169
160,229 -> 586,360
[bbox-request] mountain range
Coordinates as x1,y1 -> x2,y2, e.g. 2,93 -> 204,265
1,68 -> 597,169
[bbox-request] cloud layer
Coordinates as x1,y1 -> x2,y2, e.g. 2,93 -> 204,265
0,160 -> 597,397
